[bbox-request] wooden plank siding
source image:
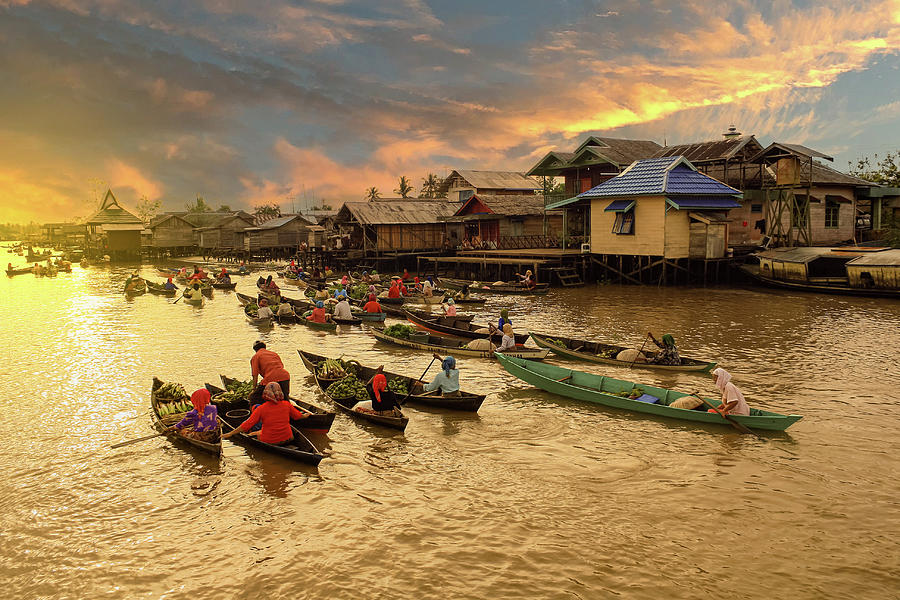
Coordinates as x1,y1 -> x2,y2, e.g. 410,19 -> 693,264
149,215 -> 196,248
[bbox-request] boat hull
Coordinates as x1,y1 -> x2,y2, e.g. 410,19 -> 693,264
150,380 -> 222,456
495,353 -> 802,431
373,327 -> 548,360
210,377 -> 335,434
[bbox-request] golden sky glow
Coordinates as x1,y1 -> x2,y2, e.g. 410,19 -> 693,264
1,0 -> 899,222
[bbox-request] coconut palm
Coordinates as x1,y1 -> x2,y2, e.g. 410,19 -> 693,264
419,173 -> 442,198
365,187 -> 381,201
394,176 -> 414,199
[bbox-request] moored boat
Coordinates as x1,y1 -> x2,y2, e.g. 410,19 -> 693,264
373,326 -> 549,360
404,309 -> 530,344
440,277 -> 550,295
299,349 -> 485,412
150,377 -> 222,456
211,281 -> 237,290
529,332 -> 716,372
495,353 -> 802,431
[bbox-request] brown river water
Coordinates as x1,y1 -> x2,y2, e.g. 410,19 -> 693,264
1,249 -> 898,599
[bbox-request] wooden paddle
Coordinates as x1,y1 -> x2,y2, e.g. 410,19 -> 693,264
628,334 -> 650,369
688,391 -> 759,437
110,430 -> 169,449
401,356 -> 438,405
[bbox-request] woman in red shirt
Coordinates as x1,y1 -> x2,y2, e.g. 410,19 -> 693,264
388,280 -> 401,298
363,293 -> 382,313
222,383 -> 306,445
308,300 -> 329,323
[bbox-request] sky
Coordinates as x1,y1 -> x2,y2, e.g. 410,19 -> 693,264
1,0 -> 899,223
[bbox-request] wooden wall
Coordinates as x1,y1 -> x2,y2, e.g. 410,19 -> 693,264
590,196 -> 666,257
759,257 -> 808,281
846,265 -> 900,289
151,218 -> 194,247
375,224 -> 444,251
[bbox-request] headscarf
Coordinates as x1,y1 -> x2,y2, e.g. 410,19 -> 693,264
462,284 -> 469,295
500,309 -> 509,319
711,367 -> 731,392
525,269 -> 532,277
167,277 -> 172,283
372,373 -> 387,402
315,300 -> 324,308
190,388 -> 211,413
341,275 -> 349,285
427,276 -> 433,285
446,298 -> 454,305
220,268 -> 227,275
262,382 -> 284,403
414,276 -> 419,284
502,323 -> 513,336
266,275 -> 273,284
368,293 -> 377,302
362,270 -> 368,275
661,334 -> 676,348
442,356 -> 456,376
259,298 -> 269,306
368,284 -> 376,294
192,282 -> 200,289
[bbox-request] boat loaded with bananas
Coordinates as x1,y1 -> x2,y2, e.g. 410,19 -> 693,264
529,332 -> 716,372
150,377 -> 223,456
439,277 -> 550,295
206,375 -> 334,434
300,349 -> 485,412
299,351 -> 409,430
404,309 -> 529,344
495,353 -> 801,431
373,324 -> 549,360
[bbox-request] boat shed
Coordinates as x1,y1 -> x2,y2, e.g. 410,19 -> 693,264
83,190 -> 144,260
335,200 -> 457,252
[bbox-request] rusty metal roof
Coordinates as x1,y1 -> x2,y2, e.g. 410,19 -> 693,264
455,194 -> 548,217
652,136 -> 764,163
439,170 -> 540,194
338,200 -> 457,225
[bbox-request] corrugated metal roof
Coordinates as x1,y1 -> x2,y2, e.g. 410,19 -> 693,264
456,194 -> 547,217
751,142 -> 834,162
757,247 -> 834,263
339,201 -> 457,225
847,249 -> 900,266
652,136 -> 764,163
577,157 -> 741,199
809,163 -> 876,187
243,215 -> 313,231
439,170 -> 540,194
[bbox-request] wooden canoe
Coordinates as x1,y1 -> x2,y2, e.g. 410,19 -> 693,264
298,311 -> 338,331
495,353 -> 802,431
182,295 -> 204,306
150,378 -> 222,456
5,266 -> 32,276
209,376 -> 335,434
299,349 -> 485,412
451,296 -> 486,305
529,332 -> 717,373
402,294 -> 447,305
245,312 -> 273,326
211,281 -> 237,290
298,350 -> 408,429
352,311 -> 386,322
218,411 -> 324,466
372,326 -> 549,360
124,286 -> 147,297
440,277 -> 550,295
146,281 -> 177,297
404,309 -> 530,344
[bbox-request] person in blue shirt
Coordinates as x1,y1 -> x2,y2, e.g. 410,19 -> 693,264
498,308 -> 512,330
423,354 -> 460,397
163,277 -> 177,290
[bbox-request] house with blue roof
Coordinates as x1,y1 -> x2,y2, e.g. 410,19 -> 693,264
547,156 -> 742,271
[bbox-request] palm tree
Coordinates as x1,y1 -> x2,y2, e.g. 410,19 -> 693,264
394,176 -> 414,199
365,187 -> 381,201
419,173 -> 441,198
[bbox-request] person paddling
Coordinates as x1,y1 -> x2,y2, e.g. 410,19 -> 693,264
170,389 -> 219,441
222,382 -> 306,445
708,368 -> 750,416
424,354 -> 461,397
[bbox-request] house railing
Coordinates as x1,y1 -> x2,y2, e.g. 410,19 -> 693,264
495,235 -> 559,249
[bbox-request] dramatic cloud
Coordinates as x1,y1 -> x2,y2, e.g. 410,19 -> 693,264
0,0 -> 898,222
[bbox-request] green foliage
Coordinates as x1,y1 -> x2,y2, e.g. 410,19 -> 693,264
848,151 -> 900,187
419,173 -> 443,198
365,187 -> 381,201
254,203 -> 281,218
217,204 -> 232,212
394,175 -> 414,199
136,195 -> 161,223
384,324 -> 416,339
186,196 -> 212,213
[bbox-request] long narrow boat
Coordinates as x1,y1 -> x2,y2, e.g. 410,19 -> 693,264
182,294 -> 204,306
529,332 -> 717,373
245,312 -> 273,326
5,266 -> 32,276
450,296 -> 487,305
299,350 -> 408,430
404,309 -> 530,344
440,277 -> 550,295
217,411 -> 324,466
299,349 -> 485,412
495,353 -> 802,431
299,314 -> 338,331
125,286 -> 147,297
352,311 -> 386,322
150,377 -> 222,456
209,376 -> 335,434
211,281 -> 237,290
372,326 -> 550,360
402,294 -> 447,305
146,281 -> 177,297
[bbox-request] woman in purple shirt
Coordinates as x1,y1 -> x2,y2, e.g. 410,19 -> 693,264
172,389 -> 219,441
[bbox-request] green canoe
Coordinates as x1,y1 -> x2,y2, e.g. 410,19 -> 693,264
495,353 -> 802,431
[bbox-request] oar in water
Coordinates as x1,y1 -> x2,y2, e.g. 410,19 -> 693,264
401,356 -> 438,405
110,430 -> 170,449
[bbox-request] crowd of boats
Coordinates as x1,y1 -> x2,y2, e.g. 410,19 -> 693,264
5,249 -> 802,464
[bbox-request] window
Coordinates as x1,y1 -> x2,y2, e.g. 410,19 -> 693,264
459,189 -> 474,202
825,199 -> 840,228
612,210 -> 634,234
750,203 -> 763,213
